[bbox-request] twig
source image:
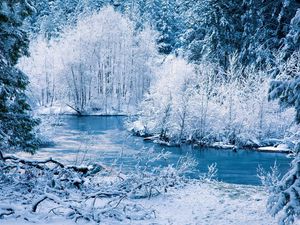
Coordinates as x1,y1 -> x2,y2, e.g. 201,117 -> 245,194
0,208 -> 15,218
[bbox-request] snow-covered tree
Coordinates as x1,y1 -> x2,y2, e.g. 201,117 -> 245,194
283,9 -> 300,60
20,7 -> 159,115
247,0 -> 300,67
239,0 -> 262,66
0,0 -> 40,152
122,0 -> 183,55
268,51 -> 300,224
132,55 -> 294,147
181,0 -> 243,69
267,147 -> 300,224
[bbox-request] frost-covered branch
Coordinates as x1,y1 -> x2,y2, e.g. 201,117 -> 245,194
0,150 -> 185,223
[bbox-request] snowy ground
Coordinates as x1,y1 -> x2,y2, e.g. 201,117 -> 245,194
257,144 -> 292,153
2,180 -> 294,225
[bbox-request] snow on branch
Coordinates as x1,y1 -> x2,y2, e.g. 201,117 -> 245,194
0,150 -> 186,223
267,150 -> 300,224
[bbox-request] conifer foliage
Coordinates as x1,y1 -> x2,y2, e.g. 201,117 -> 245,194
268,51 -> 300,225
0,0 -> 39,152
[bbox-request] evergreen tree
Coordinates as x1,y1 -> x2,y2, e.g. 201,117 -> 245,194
251,0 -> 300,66
0,0 -> 40,152
25,0 -> 63,39
268,51 -> 300,224
156,0 -> 174,54
23,0 -> 50,36
182,0 -> 243,69
121,0 -> 145,30
122,0 -> 183,55
239,0 -> 262,66
283,9 -> 300,60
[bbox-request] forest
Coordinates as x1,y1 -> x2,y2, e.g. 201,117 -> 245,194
0,0 -> 300,224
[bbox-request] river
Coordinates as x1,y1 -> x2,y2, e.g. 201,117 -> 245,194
30,115 -> 292,186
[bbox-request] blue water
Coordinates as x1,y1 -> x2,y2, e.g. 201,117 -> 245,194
36,115 -> 292,186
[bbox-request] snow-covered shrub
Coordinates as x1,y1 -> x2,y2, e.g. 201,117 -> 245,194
257,162 -> 281,192
134,57 -> 223,144
132,55 -> 294,147
200,163 -> 218,181
217,60 -> 294,146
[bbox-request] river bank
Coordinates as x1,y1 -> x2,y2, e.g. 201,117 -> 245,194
133,130 -> 293,154
35,105 -> 294,154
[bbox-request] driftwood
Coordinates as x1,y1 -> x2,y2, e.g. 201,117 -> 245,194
0,207 -> 15,219
1,155 -> 64,169
66,104 -> 82,115
0,151 -> 105,175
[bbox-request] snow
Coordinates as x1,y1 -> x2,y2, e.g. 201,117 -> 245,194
19,7 -> 158,116
211,142 -> 236,149
132,56 -> 296,150
1,180 -> 295,225
1,1 -> 299,224
1,219 -> 82,225
147,181 -> 276,225
35,104 -> 131,116
35,104 -> 74,115
258,144 -> 292,153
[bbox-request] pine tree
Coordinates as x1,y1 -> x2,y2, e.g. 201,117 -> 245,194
0,0 -> 40,152
124,0 -> 176,54
122,0 -> 183,55
23,0 -> 49,36
156,0 -> 173,54
283,9 -> 300,60
182,0 -> 243,69
239,0 -> 262,66
268,51 -> 300,224
250,0 -> 300,67
121,0 -> 145,30
267,147 -> 300,224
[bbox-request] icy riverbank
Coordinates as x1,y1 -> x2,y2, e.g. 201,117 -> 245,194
130,119 -> 294,154
35,107 -> 294,154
